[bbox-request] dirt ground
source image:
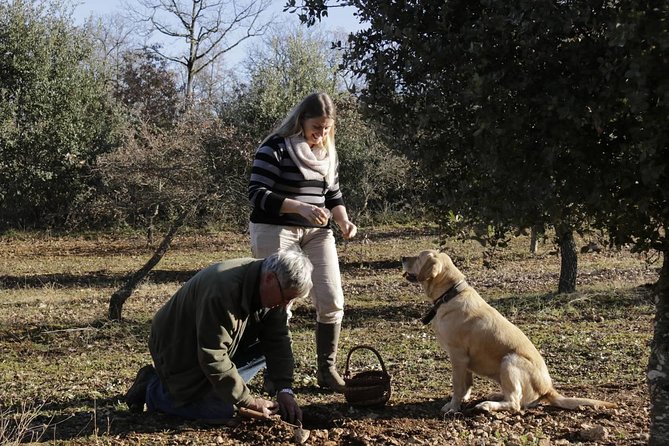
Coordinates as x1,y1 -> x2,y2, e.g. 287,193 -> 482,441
0,227 -> 657,445
49,382 -> 648,445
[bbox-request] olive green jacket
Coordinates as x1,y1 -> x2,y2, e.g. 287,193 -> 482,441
148,258 -> 294,407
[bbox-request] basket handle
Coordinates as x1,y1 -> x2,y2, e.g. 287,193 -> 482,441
344,345 -> 389,376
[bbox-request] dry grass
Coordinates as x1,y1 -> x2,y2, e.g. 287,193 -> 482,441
0,225 -> 658,445
1,402 -> 47,445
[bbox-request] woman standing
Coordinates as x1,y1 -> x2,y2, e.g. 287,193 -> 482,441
248,92 -> 357,392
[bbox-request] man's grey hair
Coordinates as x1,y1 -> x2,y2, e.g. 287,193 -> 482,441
262,249 -> 313,300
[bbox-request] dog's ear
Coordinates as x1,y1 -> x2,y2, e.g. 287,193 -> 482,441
416,252 -> 442,281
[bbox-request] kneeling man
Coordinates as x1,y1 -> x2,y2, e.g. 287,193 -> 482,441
124,250 -> 313,425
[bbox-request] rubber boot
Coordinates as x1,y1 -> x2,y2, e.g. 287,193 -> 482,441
316,322 -> 346,393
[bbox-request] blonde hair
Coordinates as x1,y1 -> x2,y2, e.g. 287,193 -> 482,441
264,92 -> 336,153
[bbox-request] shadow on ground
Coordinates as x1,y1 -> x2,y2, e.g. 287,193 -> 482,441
0,269 -> 199,290
0,318 -> 150,345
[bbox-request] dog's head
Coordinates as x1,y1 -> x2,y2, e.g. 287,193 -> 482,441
401,250 -> 465,299
401,250 -> 442,283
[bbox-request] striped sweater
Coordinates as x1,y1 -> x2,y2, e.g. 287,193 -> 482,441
248,134 -> 345,227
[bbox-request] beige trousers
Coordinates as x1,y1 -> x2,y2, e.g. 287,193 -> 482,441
249,223 -> 344,324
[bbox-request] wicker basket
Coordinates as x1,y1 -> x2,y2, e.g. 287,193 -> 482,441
343,345 -> 391,408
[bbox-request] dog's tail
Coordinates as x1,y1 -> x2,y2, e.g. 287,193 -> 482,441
543,388 -> 616,410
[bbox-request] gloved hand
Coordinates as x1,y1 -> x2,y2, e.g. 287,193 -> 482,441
277,390 -> 302,425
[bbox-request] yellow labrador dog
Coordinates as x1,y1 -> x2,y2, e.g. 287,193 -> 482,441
402,249 -> 616,413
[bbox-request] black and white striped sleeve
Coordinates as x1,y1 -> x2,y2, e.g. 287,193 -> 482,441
248,143 -> 285,216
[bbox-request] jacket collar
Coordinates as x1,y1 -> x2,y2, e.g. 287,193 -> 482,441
241,259 -> 265,315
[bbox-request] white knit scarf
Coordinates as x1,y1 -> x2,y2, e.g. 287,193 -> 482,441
284,135 -> 335,186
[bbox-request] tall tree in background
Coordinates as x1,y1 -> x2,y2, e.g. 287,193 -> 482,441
599,2 -> 668,443
114,47 -> 182,129
334,94 -> 414,222
219,26 -> 341,133
84,12 -> 139,78
0,0 -> 123,229
131,0 -> 273,103
290,0 -> 625,290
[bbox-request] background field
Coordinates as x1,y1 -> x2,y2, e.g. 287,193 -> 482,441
0,225 -> 658,445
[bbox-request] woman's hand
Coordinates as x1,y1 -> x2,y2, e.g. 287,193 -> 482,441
330,205 -> 357,239
338,219 -> 357,239
297,203 -> 330,226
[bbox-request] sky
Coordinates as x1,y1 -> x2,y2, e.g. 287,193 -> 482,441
72,0 -> 366,70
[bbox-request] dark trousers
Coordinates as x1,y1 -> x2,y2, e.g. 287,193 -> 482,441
145,341 -> 266,420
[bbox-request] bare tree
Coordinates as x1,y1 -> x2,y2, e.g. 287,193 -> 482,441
83,13 -> 141,81
128,0 -> 273,102
97,113 -> 232,320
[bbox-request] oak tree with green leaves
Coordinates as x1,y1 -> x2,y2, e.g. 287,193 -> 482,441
597,3 -> 669,442
0,0 -> 123,229
289,0 -> 668,442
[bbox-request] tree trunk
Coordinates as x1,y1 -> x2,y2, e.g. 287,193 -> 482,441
649,248 -> 669,445
557,225 -> 577,293
529,224 -> 541,254
147,182 -> 164,245
147,203 -> 159,246
108,205 -> 193,320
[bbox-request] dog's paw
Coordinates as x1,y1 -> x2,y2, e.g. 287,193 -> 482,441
474,401 -> 494,412
441,400 -> 461,413
475,400 -> 520,412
